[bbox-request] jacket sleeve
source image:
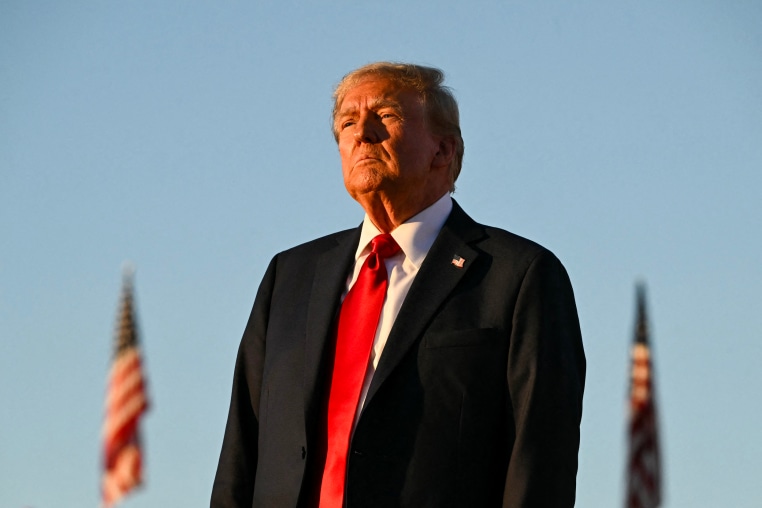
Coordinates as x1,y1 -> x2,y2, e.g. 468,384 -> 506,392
503,249 -> 586,507
211,256 -> 278,508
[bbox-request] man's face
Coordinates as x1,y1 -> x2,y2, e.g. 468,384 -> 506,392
336,77 -> 447,208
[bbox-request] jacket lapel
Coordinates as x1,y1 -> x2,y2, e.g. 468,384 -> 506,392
364,201 -> 486,405
303,228 -> 361,426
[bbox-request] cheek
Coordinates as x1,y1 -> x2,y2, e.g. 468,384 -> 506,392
394,140 -> 431,168
338,143 -> 353,166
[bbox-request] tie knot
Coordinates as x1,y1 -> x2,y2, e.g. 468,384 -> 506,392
370,234 -> 400,259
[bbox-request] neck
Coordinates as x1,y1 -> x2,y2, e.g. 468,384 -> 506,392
358,190 -> 448,233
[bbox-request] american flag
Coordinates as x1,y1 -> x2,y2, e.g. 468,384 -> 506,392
625,284 -> 662,508
102,269 -> 149,507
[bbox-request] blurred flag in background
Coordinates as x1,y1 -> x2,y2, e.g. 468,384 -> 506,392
102,267 -> 149,507
625,284 -> 662,508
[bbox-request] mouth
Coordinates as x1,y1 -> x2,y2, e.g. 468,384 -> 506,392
357,153 -> 382,163
355,156 -> 379,166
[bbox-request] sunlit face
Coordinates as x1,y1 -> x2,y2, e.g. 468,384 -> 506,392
335,77 -> 446,207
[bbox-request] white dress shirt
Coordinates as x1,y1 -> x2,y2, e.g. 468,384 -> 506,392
344,193 -> 453,418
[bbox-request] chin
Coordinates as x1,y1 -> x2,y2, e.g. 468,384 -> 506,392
345,169 -> 387,194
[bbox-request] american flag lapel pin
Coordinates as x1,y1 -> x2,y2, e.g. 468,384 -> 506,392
451,255 -> 466,268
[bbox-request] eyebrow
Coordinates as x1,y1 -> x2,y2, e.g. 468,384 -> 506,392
338,98 -> 403,118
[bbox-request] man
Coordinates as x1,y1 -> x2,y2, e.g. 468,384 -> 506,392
212,62 -> 585,507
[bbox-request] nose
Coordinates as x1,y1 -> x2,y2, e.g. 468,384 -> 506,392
354,114 -> 381,144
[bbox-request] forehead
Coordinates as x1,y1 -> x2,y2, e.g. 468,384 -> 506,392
338,77 -> 423,112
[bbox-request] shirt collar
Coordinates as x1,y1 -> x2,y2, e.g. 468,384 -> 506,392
355,193 -> 453,269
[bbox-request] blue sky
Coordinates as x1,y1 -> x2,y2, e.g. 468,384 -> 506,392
2,1 -> 761,506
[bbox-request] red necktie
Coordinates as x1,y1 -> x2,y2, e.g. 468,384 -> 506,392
318,234 -> 400,508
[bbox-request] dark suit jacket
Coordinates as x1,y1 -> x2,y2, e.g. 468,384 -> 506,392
212,201 -> 585,507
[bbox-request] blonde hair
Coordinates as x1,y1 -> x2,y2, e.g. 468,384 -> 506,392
332,62 -> 465,190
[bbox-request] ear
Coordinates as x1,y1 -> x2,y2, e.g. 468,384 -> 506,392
431,135 -> 456,170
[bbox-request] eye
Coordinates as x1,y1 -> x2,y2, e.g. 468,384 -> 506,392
340,120 -> 355,130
